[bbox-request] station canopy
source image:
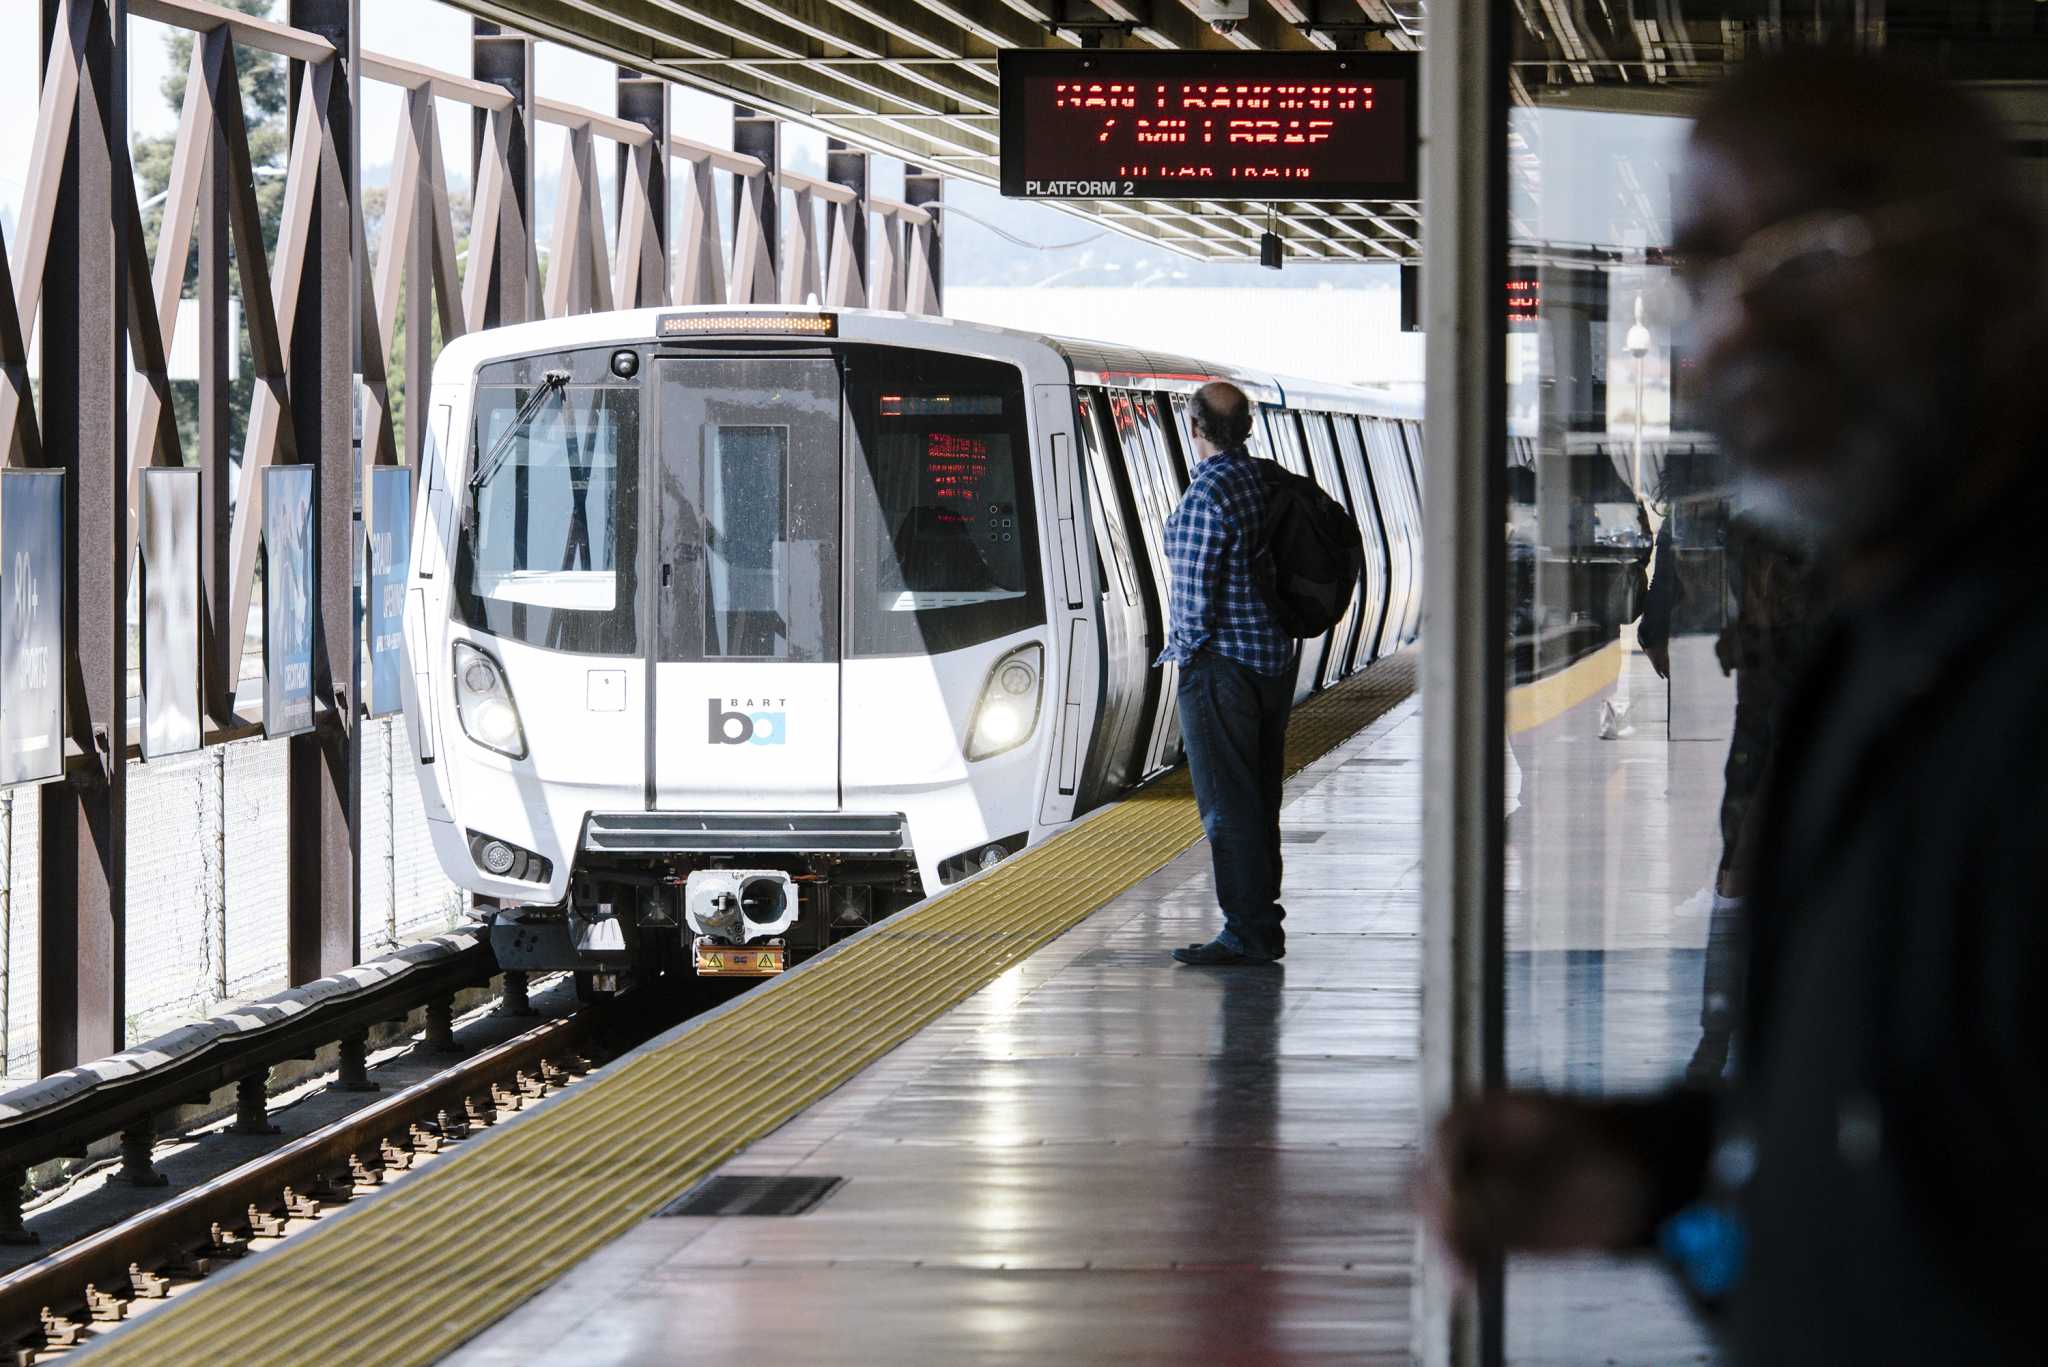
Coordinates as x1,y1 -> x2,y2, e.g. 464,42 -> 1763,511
450,1 -> 2048,265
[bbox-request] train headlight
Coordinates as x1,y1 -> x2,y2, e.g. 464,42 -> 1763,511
966,643 -> 1043,761
453,641 -> 528,759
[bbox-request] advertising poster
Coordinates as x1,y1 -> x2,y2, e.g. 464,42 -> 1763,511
140,468 -> 203,759
366,467 -> 411,717
0,470 -> 64,787
263,465 -> 316,738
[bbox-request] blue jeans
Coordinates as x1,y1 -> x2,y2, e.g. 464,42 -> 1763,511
1177,650 -> 1294,959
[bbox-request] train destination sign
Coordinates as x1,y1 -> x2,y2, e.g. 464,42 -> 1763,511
999,50 -> 1417,202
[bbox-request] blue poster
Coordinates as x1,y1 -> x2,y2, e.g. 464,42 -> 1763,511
0,470 -> 64,787
263,465 -> 316,738
366,467 -> 412,717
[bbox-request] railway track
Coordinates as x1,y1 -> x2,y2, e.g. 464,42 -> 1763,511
0,1007 -> 608,1363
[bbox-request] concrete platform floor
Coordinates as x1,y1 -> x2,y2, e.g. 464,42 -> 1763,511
449,636 -> 1730,1366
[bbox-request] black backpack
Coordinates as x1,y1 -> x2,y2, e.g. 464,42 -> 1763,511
1248,460 -> 1364,638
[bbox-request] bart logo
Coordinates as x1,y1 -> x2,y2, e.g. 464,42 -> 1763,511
709,698 -> 787,746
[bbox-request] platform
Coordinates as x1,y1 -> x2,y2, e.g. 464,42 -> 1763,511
448,695 -> 1424,1366
82,662 -> 1417,1366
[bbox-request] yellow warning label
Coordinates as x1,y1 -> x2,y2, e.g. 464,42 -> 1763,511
694,944 -> 787,977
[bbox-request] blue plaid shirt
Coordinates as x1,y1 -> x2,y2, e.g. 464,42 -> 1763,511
1157,446 -> 1294,676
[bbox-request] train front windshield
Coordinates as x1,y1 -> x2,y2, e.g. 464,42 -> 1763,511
453,345 -> 1044,661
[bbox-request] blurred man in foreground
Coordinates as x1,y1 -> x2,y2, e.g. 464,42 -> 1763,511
1422,50 -> 2048,1363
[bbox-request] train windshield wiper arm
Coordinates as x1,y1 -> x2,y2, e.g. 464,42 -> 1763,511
468,368 -> 571,498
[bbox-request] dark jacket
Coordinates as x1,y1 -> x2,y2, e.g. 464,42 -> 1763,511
1652,518 -> 2048,1364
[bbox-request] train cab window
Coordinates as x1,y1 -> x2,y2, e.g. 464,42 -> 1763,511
844,350 -> 1044,656
454,357 -> 640,655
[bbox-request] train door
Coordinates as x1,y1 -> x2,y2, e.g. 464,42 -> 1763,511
1331,414 -> 1392,673
1299,413 -> 1362,688
1072,389 -> 1151,806
650,355 -> 842,811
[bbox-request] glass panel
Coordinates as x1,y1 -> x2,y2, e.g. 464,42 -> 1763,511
1500,66 -> 1719,1367
655,355 -> 838,664
845,348 -> 1043,656
1495,29 -> 2048,1359
454,361 -> 640,656
703,425 -> 789,658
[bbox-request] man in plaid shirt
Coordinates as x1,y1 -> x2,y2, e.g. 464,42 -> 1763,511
1162,382 -> 1297,966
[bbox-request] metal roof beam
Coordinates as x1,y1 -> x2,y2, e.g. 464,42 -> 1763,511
630,0 -> 1006,116
906,0 -> 1071,53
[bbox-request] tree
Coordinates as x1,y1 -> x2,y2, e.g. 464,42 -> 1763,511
132,0 -> 290,468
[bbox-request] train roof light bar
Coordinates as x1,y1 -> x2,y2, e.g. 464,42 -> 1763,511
656,312 -> 838,338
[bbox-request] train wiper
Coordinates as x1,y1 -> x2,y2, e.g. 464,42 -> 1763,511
467,368 -> 571,500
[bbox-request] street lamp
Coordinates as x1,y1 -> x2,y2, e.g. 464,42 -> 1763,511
1625,292 -> 1651,504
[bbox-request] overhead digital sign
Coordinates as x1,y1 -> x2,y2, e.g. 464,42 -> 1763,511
999,49 -> 1417,202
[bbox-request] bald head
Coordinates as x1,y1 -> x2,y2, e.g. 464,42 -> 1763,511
1676,49 -> 2048,562
1192,381 -> 1254,456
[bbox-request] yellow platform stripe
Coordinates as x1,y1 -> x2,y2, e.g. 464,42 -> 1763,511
93,655 -> 1416,1367
1507,640 -> 1620,735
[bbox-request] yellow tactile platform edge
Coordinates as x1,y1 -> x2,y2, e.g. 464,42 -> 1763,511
92,655 -> 1416,1367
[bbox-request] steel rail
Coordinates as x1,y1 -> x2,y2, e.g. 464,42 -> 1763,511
0,1009 -> 594,1353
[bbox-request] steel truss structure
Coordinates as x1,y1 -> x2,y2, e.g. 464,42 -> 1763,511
4,0 -> 945,1076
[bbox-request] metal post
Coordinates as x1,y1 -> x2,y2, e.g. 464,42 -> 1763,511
286,1 -> 361,986
903,162 -> 943,315
37,0 -> 127,1075
472,22 -> 535,328
1,1169 -> 35,1246
824,138 -> 869,308
384,718 -> 396,950
198,65 -> 234,729
1,791 -> 11,1076
1417,2 -> 1508,1365
616,66 -> 669,309
731,106 -> 780,304
212,745 -> 227,1002
232,1071 -> 278,1135
111,1116 -> 169,1187
403,95 -> 433,470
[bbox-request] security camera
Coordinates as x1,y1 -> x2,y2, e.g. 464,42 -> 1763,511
1194,0 -> 1250,30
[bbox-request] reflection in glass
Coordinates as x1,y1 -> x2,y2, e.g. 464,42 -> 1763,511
704,425 -> 789,658
1501,102 -> 1728,1363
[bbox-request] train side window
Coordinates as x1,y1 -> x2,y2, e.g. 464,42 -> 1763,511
1075,390 -> 1139,608
1300,412 -> 1347,507
1147,393 -> 1191,490
1263,407 -> 1311,477
1167,393 -> 1199,468
1332,414 -> 1389,560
